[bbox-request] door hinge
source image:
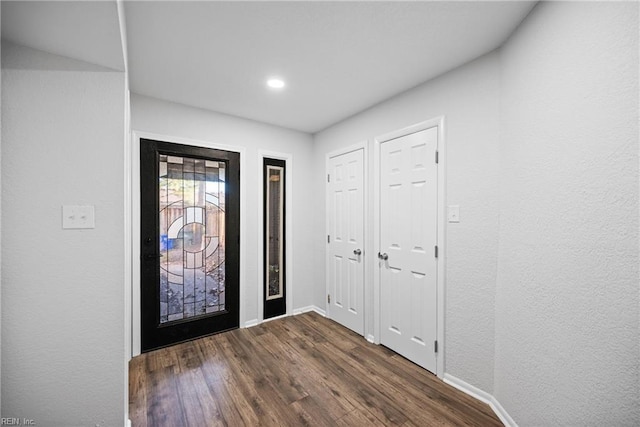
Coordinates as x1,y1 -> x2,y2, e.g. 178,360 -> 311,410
327,235 -> 330,243
435,245 -> 438,258
328,294 -> 331,304
435,150 -> 439,164
434,340 -> 438,353
327,174 -> 330,183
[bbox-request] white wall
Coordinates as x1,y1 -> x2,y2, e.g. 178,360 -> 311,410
494,2 -> 639,425
314,51 -> 501,393
1,42 -> 125,426
130,94 -> 314,350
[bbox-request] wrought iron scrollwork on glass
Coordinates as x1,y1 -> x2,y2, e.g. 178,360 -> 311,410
158,155 -> 226,324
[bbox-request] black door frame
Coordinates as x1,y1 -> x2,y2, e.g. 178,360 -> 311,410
140,138 -> 240,352
263,158 -> 286,319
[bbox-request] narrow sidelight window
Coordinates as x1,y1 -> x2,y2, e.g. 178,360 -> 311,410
264,158 -> 286,319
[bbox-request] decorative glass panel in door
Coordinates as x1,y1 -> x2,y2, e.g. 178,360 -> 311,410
263,158 -> 286,319
141,139 -> 240,352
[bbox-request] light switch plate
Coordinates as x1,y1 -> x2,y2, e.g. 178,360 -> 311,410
62,205 -> 95,229
448,205 -> 460,223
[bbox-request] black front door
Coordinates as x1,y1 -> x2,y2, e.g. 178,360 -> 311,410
140,139 -> 240,352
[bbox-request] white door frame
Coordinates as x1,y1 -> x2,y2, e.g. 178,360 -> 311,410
373,117 -> 446,378
257,150 -> 294,323
325,141 -> 371,339
129,130 -> 247,357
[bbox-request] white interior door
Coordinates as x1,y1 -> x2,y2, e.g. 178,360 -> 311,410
327,149 -> 364,335
379,127 -> 438,373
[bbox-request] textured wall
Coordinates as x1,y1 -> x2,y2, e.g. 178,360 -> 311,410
1,42 -> 125,426
313,52 -> 501,393
131,94 -> 314,345
495,2 -> 639,425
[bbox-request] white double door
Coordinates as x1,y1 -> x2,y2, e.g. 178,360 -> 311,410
327,149 -> 365,335
325,127 -> 438,375
379,127 -> 438,373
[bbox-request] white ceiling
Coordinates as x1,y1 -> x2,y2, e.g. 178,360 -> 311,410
2,1 -> 536,134
1,0 -> 125,72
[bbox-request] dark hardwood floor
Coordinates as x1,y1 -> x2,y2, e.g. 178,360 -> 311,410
129,312 -> 502,426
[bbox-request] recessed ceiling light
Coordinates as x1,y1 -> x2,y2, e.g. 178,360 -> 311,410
267,78 -> 285,89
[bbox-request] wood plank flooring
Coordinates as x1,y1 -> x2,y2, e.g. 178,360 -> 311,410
129,312 -> 502,426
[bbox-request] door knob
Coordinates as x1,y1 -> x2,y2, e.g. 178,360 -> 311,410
353,249 -> 362,256
378,252 -> 388,261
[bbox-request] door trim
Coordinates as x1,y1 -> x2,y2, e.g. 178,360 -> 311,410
373,117 -> 446,378
130,130 -> 247,357
258,150 -> 294,322
325,141 -> 370,337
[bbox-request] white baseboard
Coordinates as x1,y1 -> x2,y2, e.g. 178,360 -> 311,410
443,374 -> 517,427
244,306 -> 326,329
490,395 -> 518,427
366,334 -> 375,344
261,313 -> 288,323
293,305 -> 326,316
243,319 -> 260,328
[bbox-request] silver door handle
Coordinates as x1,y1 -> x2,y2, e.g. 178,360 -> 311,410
378,252 -> 388,261
354,249 -> 362,256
